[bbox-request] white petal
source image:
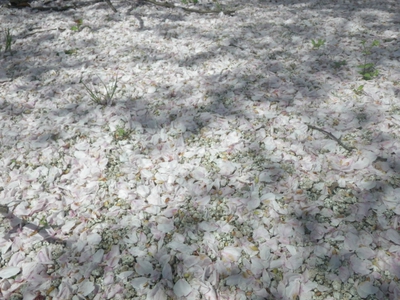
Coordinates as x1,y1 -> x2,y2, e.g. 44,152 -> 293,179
221,246 -> 241,262
386,229 -> 400,244
147,190 -> 163,206
344,232 -> 359,251
353,156 -> 372,170
87,233 -> 102,245
350,255 -> 371,275
157,217 -> 175,233
259,171 -> 272,183
173,279 -> 192,297
117,271 -> 134,280
137,185 -> 150,197
216,160 -> 237,176
162,263 -> 173,281
356,247 -> 375,260
135,260 -> 153,275
247,196 -> 260,211
286,254 -> 303,270
225,274 -> 243,286
92,249 -> 104,264
0,266 -> 20,279
78,280 -> 94,296
357,281 -> 378,298
247,186 -> 260,210
131,277 -> 148,289
198,221 -> 218,232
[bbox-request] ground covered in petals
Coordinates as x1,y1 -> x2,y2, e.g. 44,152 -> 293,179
1,0 -> 400,299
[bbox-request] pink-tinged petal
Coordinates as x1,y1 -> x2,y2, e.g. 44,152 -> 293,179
117,271 -> 134,281
259,244 -> 272,265
357,281 -> 378,298
157,217 -> 175,233
385,229 -> 400,245
191,166 -> 208,181
353,153 -> 374,170
162,263 -> 173,281
37,248 -> 53,264
147,189 -> 163,206
197,281 -> 217,300
388,245 -> 400,254
225,274 -> 243,286
78,280 -> 94,296
251,257 -> 265,276
148,282 -> 168,300
259,171 -> 273,183
61,220 -> 76,233
103,272 -> 114,285
270,258 -> 284,269
135,259 -> 153,275
285,278 -> 300,300
8,252 -> 25,267
105,283 -> 123,299
208,268 -> 219,286
86,233 -> 102,245
356,180 -> 376,190
328,255 -> 341,270
221,247 -> 241,262
0,240 -> 12,254
92,249 -> 104,264
302,280 -> 318,293
338,267 -> 351,282
195,196 -> 211,206
13,202 -> 30,215
0,266 -> 20,279
56,282 -> 72,299
344,232 -> 359,251
314,244 -> 330,257
183,256 -> 200,268
254,287 -> 270,298
131,277 -> 148,290
247,194 -> 260,211
350,255 -> 371,275
286,254 -> 303,271
359,231 -> 373,246
216,160 -> 237,176
356,247 -> 375,260
198,222 -> 218,232
306,223 -> 326,240
173,279 -> 192,297
104,245 -> 120,268
389,259 -> 400,278
21,262 -> 45,281
0,279 -> 11,291
330,157 -> 355,172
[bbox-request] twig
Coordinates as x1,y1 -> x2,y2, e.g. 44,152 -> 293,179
104,0 -> 117,12
306,123 -> 355,152
142,0 -> 237,15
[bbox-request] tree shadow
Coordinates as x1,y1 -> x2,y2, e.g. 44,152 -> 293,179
1,0 -> 400,298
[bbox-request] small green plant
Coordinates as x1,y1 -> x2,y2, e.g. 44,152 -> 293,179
114,125 -> 131,141
64,49 -> 77,55
181,0 -> 198,4
4,28 -> 12,53
214,0 -> 222,10
39,216 -> 49,227
80,74 -> 119,106
352,84 -> 364,96
332,60 -> 347,70
357,39 -> 379,80
311,38 -> 325,49
70,18 -> 83,31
